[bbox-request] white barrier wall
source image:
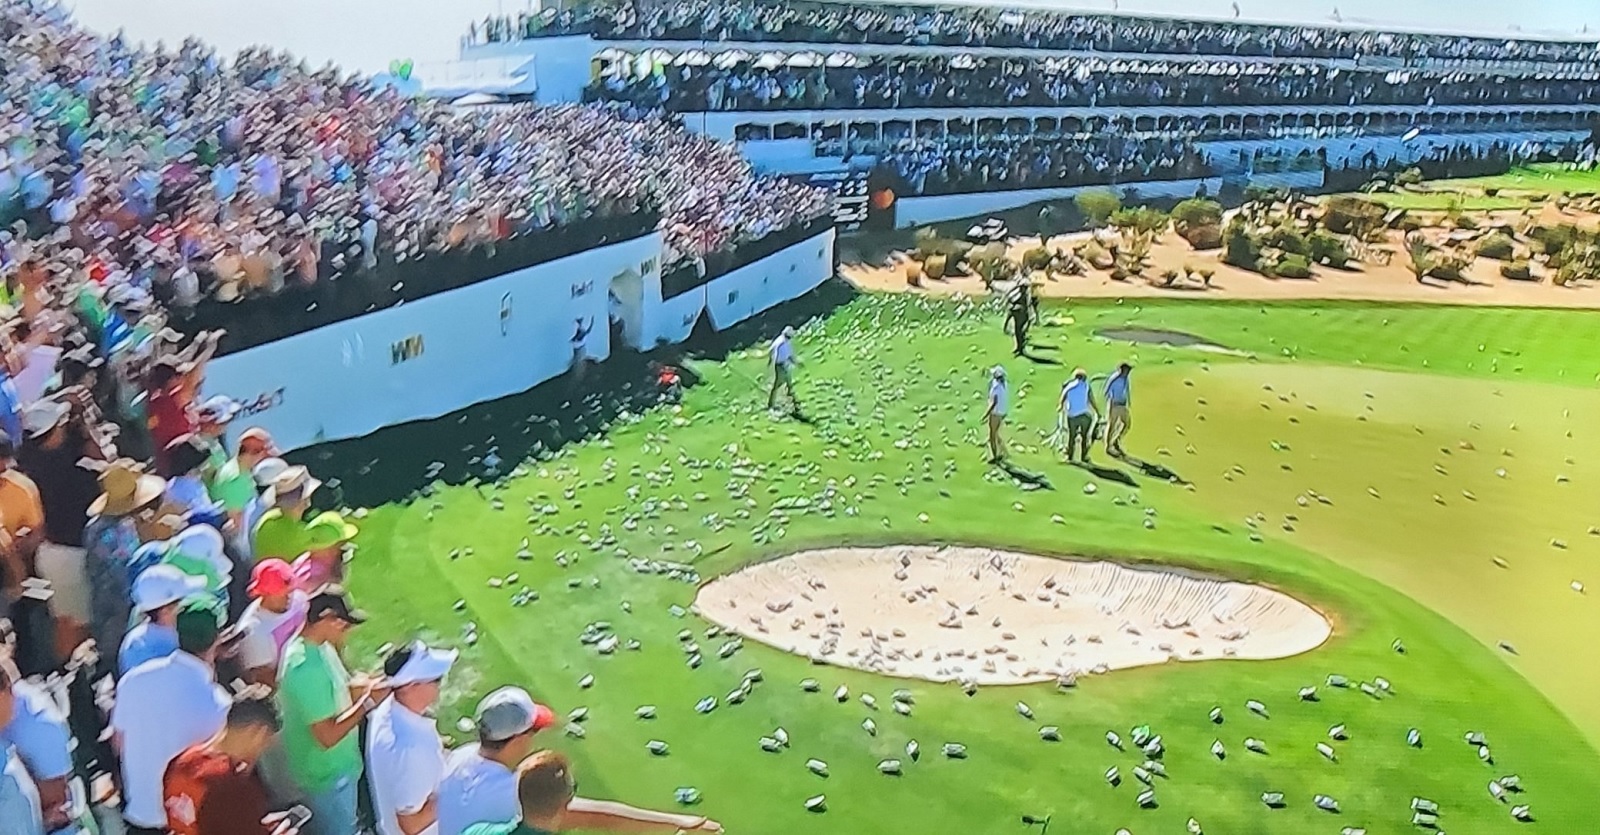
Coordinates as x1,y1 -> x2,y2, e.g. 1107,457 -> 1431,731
205,228 -> 836,451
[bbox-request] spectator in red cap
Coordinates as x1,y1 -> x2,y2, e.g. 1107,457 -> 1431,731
234,560 -> 309,688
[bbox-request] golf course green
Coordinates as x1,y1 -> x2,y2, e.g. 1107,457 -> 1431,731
1339,163 -> 1600,211
340,292 -> 1600,833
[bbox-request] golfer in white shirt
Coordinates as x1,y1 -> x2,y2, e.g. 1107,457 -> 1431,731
985,366 -> 1009,462
368,642 -> 458,835
768,326 -> 798,413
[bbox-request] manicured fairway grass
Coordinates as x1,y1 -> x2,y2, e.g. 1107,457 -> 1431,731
341,293 -> 1600,834
1336,163 -> 1600,211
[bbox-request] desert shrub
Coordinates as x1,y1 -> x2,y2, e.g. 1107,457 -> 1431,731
1181,223 -> 1224,251
1022,247 -> 1053,271
1483,187 -> 1501,197
1530,223 -> 1586,259
1262,225 -> 1311,256
1500,259 -> 1533,280
1056,253 -> 1086,276
925,254 -> 947,280
1171,198 -> 1224,233
1405,233 -> 1436,283
1198,267 -> 1216,286
1395,215 -> 1425,232
1222,220 -> 1262,270
1109,266 -> 1130,281
945,240 -> 973,272
1395,167 -> 1424,186
1273,253 -> 1313,279
1323,196 -> 1388,238
1453,214 -> 1479,230
1109,206 -> 1170,237
913,227 -> 940,259
904,259 -> 924,286
1428,250 -> 1473,282
1474,233 -> 1517,261
1074,189 -> 1122,228
1074,240 -> 1115,271
1307,232 -> 1351,268
1159,269 -> 1181,287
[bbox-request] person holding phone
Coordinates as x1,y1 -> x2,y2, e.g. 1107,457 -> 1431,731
164,686 -> 305,835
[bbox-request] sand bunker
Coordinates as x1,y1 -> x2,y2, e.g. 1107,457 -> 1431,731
695,546 -> 1331,685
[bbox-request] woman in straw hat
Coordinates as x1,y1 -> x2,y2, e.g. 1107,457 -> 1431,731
83,460 -> 166,667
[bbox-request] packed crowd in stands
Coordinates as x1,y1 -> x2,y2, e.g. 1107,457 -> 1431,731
0,0 -> 828,330
470,0 -> 1600,66
592,55 -> 1600,113
880,133 -> 1212,196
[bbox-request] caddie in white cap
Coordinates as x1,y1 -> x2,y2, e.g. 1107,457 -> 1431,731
437,687 -> 557,835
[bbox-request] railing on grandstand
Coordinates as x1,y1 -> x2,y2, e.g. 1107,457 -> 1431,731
177,211 -> 662,355
660,215 -> 835,300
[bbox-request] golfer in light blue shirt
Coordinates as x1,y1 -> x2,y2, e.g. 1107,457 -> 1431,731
1104,362 -> 1133,457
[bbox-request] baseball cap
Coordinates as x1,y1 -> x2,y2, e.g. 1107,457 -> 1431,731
475,686 -> 556,742
252,457 -> 290,488
248,559 -> 295,598
304,511 -> 359,550
21,399 -> 69,438
175,595 -> 227,651
238,427 -> 278,456
196,395 -> 241,425
385,640 -> 458,687
306,585 -> 367,625
131,564 -> 207,612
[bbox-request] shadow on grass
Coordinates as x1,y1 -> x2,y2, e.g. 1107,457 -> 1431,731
295,278 -> 858,510
998,461 -> 1055,491
1120,454 -> 1189,486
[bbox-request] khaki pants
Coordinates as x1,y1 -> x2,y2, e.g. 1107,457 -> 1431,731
1107,403 -> 1131,453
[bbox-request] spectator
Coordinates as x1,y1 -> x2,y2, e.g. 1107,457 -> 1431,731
16,399 -> 101,653
163,686 -> 299,835
0,660 -> 44,835
160,435 -> 229,534
252,467 -> 321,563
145,333 -> 221,472
83,461 -> 166,668
243,458 -> 292,557
368,641 -> 458,835
111,597 -> 232,835
277,586 -> 382,835
234,560 -> 308,688
0,429 -> 44,598
211,429 -> 279,530
459,750 -> 723,835
291,513 -> 359,592
119,565 -> 207,675
0,654 -> 82,834
159,525 -> 236,613
437,687 -> 556,835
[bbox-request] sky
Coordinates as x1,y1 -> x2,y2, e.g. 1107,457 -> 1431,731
64,0 -> 1600,77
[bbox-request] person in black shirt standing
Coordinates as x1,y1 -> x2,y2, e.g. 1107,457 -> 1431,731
16,393 -> 108,658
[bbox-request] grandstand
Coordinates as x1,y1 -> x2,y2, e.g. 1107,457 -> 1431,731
458,0 -> 1600,224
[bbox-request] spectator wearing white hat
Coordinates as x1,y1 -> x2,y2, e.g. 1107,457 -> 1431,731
437,687 -> 556,835
369,641 -> 458,835
252,466 -> 321,562
241,457 -> 291,559
112,597 -> 232,835
119,564 -> 207,675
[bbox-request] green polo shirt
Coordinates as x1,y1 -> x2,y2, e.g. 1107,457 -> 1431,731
278,637 -> 362,792
462,822 -> 551,835
253,508 -> 311,561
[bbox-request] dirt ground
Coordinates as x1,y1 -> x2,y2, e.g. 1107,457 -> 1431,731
844,204 -> 1600,308
695,545 -> 1331,685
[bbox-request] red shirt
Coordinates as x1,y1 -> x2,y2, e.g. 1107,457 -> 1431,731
148,382 -> 197,469
163,745 -> 274,835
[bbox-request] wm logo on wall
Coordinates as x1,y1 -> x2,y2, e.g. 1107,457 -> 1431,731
390,334 -> 425,364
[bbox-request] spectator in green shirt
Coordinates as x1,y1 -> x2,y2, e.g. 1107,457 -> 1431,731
209,427 -> 278,528
252,466 -> 320,562
462,750 -> 722,835
276,586 -> 386,835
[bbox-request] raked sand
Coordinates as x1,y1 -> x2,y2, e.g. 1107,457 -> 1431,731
695,545 -> 1332,685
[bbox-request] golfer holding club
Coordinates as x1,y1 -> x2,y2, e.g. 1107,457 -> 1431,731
768,326 -> 798,414
1060,368 -> 1101,464
985,366 -> 1008,463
